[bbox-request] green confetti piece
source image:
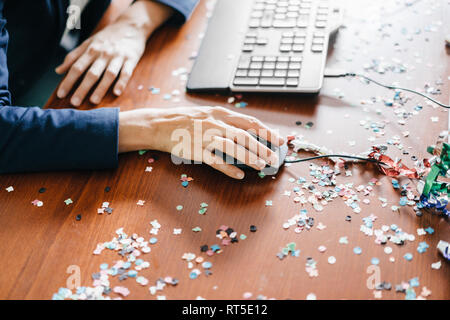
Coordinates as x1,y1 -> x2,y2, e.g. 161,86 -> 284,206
258,171 -> 266,178
200,202 -> 208,208
138,150 -> 148,155
198,208 -> 207,215
239,234 -> 247,240
287,242 -> 296,251
192,227 -> 202,232
176,205 -> 183,211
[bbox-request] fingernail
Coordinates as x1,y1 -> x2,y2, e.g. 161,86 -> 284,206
91,95 -> 100,104
256,159 -> 266,169
55,67 -> 61,74
236,172 -> 245,179
57,89 -> 66,98
71,97 -> 80,106
114,88 -> 122,96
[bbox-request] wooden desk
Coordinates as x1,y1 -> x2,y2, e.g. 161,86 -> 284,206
1,0 -> 449,300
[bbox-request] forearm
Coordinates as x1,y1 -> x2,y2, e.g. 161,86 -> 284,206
0,106 -> 119,173
117,0 -> 174,38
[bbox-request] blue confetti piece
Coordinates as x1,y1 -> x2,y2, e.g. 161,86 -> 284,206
135,259 -> 143,266
403,253 -> 413,261
100,263 -> 108,270
405,288 -> 416,300
399,197 -> 408,206
150,237 -> 158,244
371,257 -> 380,265
409,277 -> 419,287
425,227 -> 434,234
202,262 -> 212,269
353,247 -> 362,255
189,272 -> 198,279
417,241 -> 429,253
128,270 -> 138,277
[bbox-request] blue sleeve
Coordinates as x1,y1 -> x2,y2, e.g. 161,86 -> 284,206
0,1 -> 119,174
153,0 -> 199,22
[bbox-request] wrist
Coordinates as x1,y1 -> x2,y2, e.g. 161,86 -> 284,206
118,1 -> 174,39
119,109 -> 154,153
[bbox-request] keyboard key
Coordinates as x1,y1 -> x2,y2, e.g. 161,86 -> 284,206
251,56 -> 264,62
235,69 -> 248,77
249,19 -> 260,28
242,45 -> 254,52
248,70 -> 261,77
290,56 -> 303,62
281,38 -> 294,44
286,77 -> 299,86
311,44 -> 324,52
244,38 -> 256,45
315,21 -> 327,28
274,70 -> 287,77
259,78 -> 286,86
265,56 -> 277,62
282,31 -> 295,38
273,19 -> 296,28
276,62 -> 289,69
263,62 -> 276,69
316,14 -> 328,21
261,69 -> 274,77
297,20 -> 309,28
249,62 -> 263,69
289,62 -> 302,69
256,38 -> 268,45
278,56 -> 290,62
238,58 -> 251,69
280,45 -> 292,52
287,70 -> 300,77
233,77 -> 259,86
293,37 -> 306,44
251,11 -> 264,18
292,45 -> 304,52
312,37 -> 325,44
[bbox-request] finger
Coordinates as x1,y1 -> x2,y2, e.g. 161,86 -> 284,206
57,52 -> 96,99
202,150 -> 245,179
210,120 -> 278,166
70,58 -> 109,106
206,136 -> 267,171
55,40 -> 91,74
113,59 -> 137,96
90,56 -> 124,104
215,107 -> 285,146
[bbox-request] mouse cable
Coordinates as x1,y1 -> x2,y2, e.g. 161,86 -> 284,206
284,154 -> 386,165
323,70 -> 450,109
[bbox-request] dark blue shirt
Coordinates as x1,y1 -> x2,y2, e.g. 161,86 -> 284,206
0,0 -> 198,173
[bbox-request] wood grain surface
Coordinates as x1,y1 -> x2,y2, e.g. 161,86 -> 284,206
0,0 -> 449,300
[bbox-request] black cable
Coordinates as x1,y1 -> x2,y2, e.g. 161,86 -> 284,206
324,72 -> 450,109
284,154 -> 386,165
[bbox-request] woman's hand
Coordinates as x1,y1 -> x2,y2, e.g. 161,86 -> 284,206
55,1 -> 173,106
119,106 -> 285,179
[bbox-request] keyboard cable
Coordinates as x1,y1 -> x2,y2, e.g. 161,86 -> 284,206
323,70 -> 450,109
285,70 -> 449,164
